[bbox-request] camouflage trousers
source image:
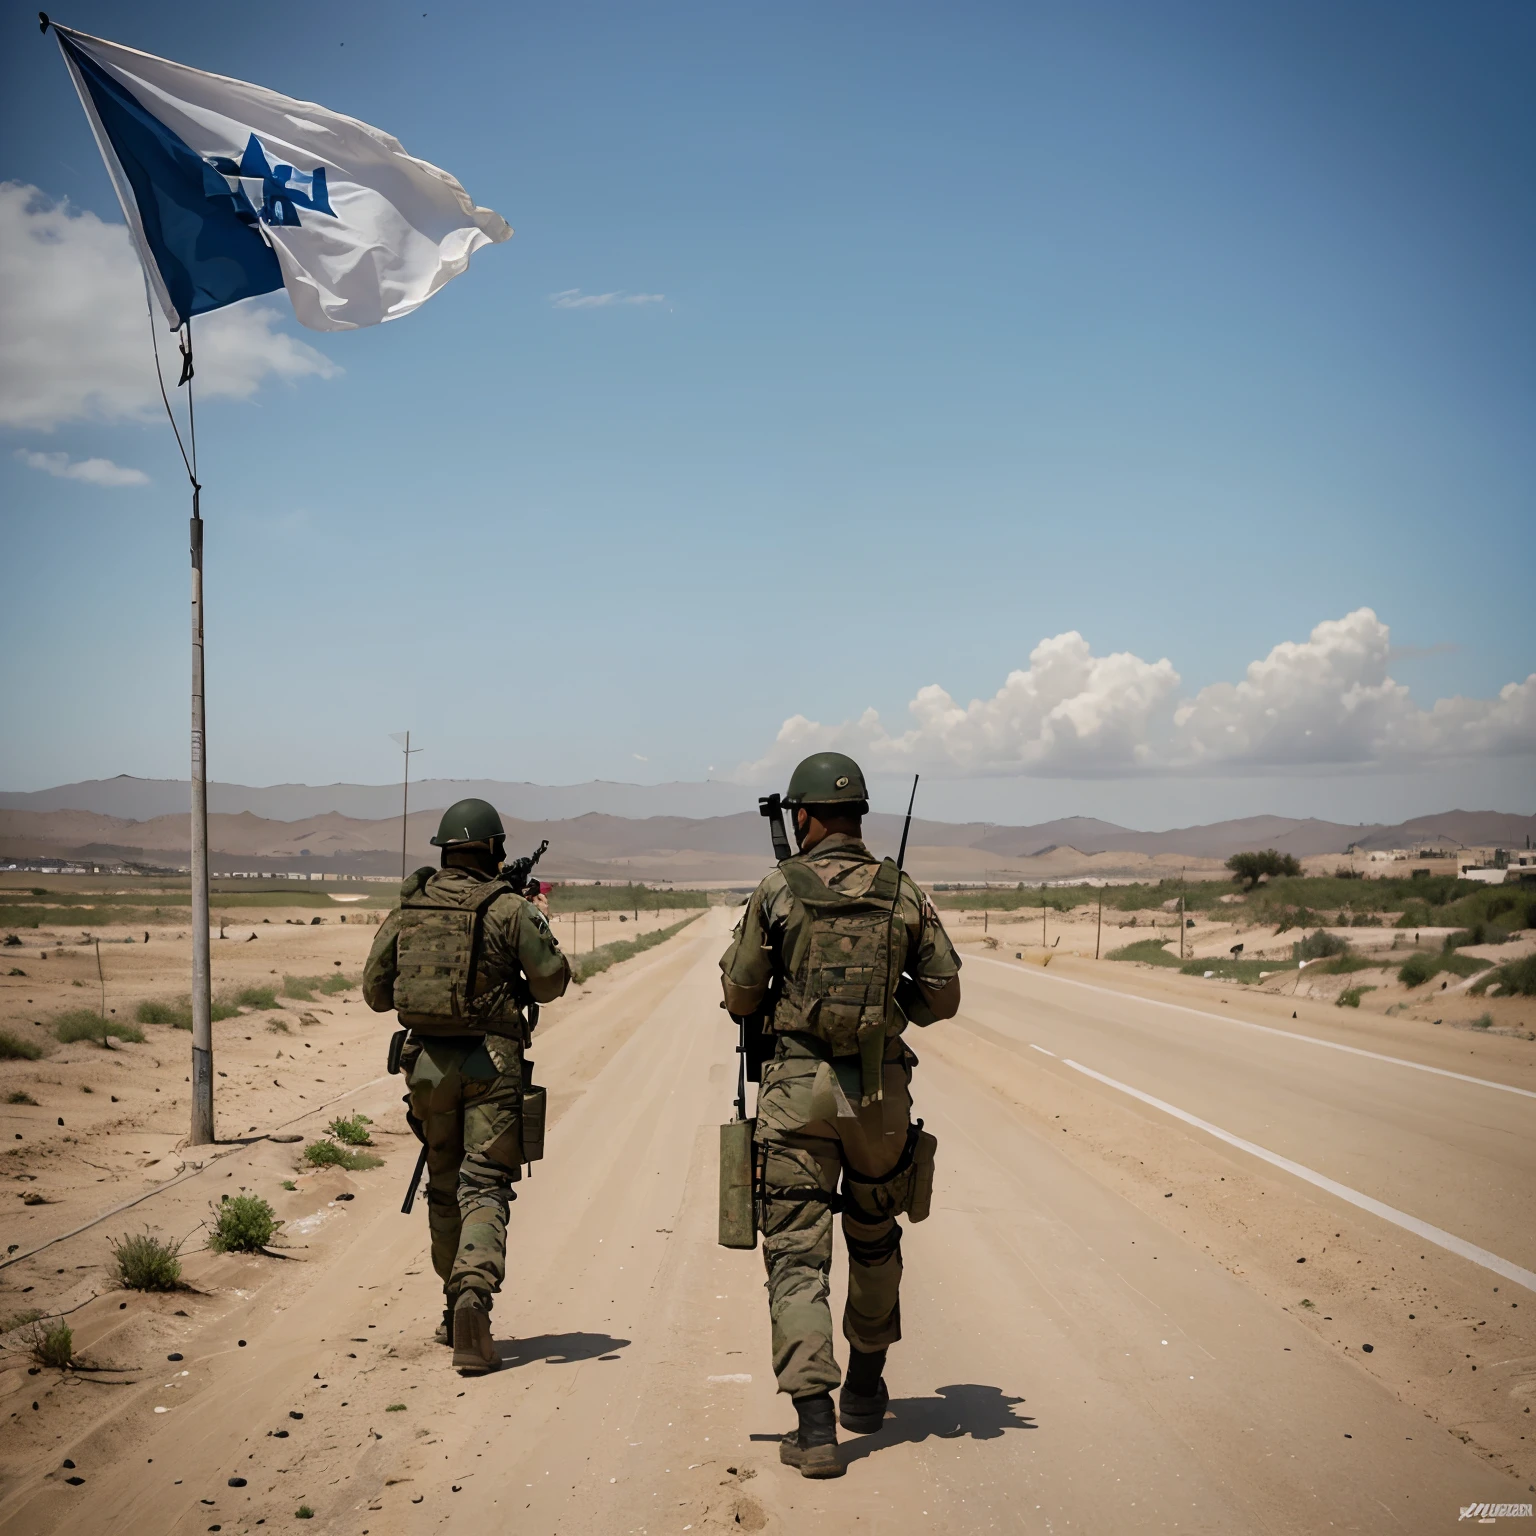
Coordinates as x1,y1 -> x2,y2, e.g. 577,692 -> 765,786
402,1033 -> 523,1309
755,1040 -> 917,1399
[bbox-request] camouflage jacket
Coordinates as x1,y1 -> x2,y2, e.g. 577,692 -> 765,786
363,866 -> 570,1038
718,833 -> 960,1044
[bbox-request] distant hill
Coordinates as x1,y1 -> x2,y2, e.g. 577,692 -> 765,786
2,781 -> 1531,886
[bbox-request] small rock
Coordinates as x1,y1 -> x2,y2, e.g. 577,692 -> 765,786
65,1476 -> 85,1486
1296,1257 -> 1306,1264
238,1340 -> 247,1347
62,1459 -> 75,1468
228,1477 -> 247,1487
168,1353 -> 183,1362
1361,1343 -> 1374,1353
289,1411 -> 303,1420
334,1192 -> 354,1202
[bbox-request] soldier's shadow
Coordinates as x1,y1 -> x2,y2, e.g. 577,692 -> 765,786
839,1385 -> 1035,1463
496,1332 -> 631,1368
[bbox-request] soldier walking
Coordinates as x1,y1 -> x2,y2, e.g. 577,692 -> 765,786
364,798 -> 570,1374
719,753 -> 961,1477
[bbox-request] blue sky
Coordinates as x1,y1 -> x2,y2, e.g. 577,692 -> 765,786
1,0 -> 1531,825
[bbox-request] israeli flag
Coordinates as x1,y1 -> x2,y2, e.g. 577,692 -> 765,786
52,22 -> 511,331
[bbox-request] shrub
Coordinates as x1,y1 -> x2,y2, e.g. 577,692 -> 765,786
267,1018 -> 291,1033
207,1194 -> 278,1253
296,1508 -> 315,1520
1227,849 -> 1304,887
1292,930 -> 1349,962
53,1010 -> 145,1046
1470,1012 -> 1494,1030
385,1402 -> 406,1412
570,913 -> 704,985
28,1319 -> 73,1369
232,984 -> 279,1011
6,1089 -> 38,1104
1,1307 -> 44,1334
1398,951 -> 1491,988
0,1029 -> 43,1061
1470,953 -> 1536,998
303,1140 -> 383,1171
326,1113 -> 372,1146
1443,922 -> 1510,952
109,1229 -> 184,1290
134,995 -> 239,1029
1107,939 -> 1183,967
1337,986 -> 1377,1008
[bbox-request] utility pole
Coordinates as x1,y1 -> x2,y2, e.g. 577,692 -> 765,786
1096,886 -> 1103,961
1179,867 -> 1186,961
1042,893 -> 1047,949
391,732 -> 423,880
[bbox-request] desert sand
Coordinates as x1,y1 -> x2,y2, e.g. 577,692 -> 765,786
1,906 -> 1533,1535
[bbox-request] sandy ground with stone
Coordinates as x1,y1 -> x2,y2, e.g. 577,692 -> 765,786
0,906 -> 1532,1536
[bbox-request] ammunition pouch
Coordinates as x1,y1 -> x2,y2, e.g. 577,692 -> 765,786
840,1121 -> 936,1223
520,1058 -> 546,1167
718,1118 -> 759,1249
387,1027 -> 408,1076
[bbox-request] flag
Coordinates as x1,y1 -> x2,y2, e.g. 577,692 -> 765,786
51,22 -> 512,332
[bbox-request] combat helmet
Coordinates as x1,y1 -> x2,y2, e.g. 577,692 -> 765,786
783,752 -> 869,813
430,798 -> 506,847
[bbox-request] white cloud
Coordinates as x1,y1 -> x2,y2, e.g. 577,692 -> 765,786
15,448 -> 148,487
0,182 -> 339,431
739,610 -> 1536,781
549,289 -> 665,309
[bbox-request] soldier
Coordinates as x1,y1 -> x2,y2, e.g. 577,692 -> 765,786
364,798 -> 570,1375
719,752 -> 961,1478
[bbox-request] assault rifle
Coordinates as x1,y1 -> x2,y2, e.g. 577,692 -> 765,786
500,838 -> 549,897
758,794 -> 792,863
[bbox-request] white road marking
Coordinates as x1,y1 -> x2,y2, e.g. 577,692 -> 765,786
1029,1043 -> 1057,1057
1062,1055 -> 1536,1294
971,953 -> 1536,1100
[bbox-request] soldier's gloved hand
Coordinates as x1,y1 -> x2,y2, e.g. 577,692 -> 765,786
532,891 -> 550,918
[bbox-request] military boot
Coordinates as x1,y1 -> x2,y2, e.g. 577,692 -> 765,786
839,1347 -> 889,1433
433,1297 -> 453,1346
451,1293 -> 500,1375
779,1392 -> 843,1478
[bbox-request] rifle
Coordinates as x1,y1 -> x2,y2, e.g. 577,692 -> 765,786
401,1140 -> 428,1215
758,794 -> 792,863
500,838 -> 549,898
889,775 -> 940,1029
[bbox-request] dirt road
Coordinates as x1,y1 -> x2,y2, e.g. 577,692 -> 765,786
2,909 -> 1533,1534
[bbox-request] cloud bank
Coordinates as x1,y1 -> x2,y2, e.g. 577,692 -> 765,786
15,449 -> 148,487
0,183 -> 338,432
739,610 -> 1536,780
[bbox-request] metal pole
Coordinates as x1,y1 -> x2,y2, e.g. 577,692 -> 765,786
1096,887 -> 1103,960
189,504 -> 214,1145
1042,895 -> 1047,949
400,729 -> 410,880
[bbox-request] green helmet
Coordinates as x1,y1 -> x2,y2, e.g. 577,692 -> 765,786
783,752 -> 868,810
430,797 -> 505,847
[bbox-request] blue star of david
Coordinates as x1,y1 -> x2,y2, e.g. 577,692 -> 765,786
209,133 -> 336,228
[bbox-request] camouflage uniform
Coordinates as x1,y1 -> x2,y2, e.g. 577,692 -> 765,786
719,833 -> 960,1399
364,866 -> 570,1309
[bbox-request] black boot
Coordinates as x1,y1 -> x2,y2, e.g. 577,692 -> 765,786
779,1392 -> 843,1478
839,1348 -> 889,1433
433,1299 -> 453,1346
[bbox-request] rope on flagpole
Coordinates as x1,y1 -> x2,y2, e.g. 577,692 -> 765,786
145,296 -> 200,500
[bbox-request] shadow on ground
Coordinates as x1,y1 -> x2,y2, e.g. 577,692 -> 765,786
496,1332 -> 632,1367
751,1383 -> 1035,1460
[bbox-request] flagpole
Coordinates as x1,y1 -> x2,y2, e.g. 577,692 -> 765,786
189,433 -> 214,1146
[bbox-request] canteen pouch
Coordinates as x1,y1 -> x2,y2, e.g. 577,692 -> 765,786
519,1058 -> 546,1165
905,1128 -> 937,1223
718,1118 -> 758,1249
386,1028 -> 408,1076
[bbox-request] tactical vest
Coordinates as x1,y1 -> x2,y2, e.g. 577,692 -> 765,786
392,868 -> 529,1037
771,855 -> 903,1101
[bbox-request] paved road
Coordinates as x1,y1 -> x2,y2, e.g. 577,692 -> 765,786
8,910 -> 1530,1536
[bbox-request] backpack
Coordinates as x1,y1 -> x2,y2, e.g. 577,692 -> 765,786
773,854 -> 903,1077
392,869 -> 522,1031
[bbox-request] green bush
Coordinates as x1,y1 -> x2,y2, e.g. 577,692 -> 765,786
1469,953 -> 1536,998
28,1320 -> 73,1369
232,984 -> 279,1010
0,1028 -> 44,1060
1180,957 -> 1297,984
1107,938 -> 1183,967
1226,849 -> 1304,887
327,1113 -> 373,1146
53,1010 -> 145,1046
282,972 -> 358,1000
1443,922 -> 1511,952
6,1089 -> 38,1104
207,1194 -> 278,1253
1470,1012 -> 1494,1030
1,1307 -> 44,1334
303,1140 -> 383,1171
135,995 -> 240,1028
1337,985 -> 1377,1008
1292,929 -> 1349,961
109,1229 -> 183,1290
1398,951 -> 1491,988
296,1508 -> 315,1521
